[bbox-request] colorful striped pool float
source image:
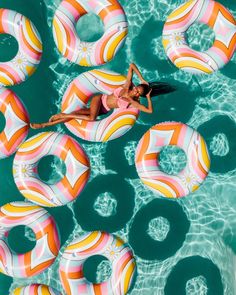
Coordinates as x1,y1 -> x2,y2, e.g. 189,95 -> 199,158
12,284 -> 61,295
162,0 -> 236,74
13,132 -> 90,207
0,87 -> 29,159
59,231 -> 136,295
0,9 -> 42,86
61,69 -> 139,142
135,122 -> 211,198
53,0 -> 128,66
0,202 -> 60,278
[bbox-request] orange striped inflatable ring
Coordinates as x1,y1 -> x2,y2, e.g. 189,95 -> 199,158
61,70 -> 139,142
0,87 -> 29,159
0,202 -> 60,278
135,122 -> 211,198
0,9 -> 42,86
59,231 -> 136,295
13,132 -> 90,207
53,0 -> 128,66
13,284 -> 61,295
162,0 -> 236,74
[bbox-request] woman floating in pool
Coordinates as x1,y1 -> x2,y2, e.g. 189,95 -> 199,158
30,63 -> 175,129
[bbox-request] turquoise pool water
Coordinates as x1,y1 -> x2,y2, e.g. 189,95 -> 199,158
0,0 -> 236,294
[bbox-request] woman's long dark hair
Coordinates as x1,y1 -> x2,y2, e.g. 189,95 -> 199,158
139,82 -> 176,97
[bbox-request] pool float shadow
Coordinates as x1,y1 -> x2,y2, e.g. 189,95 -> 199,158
47,206 -> 75,246
131,17 -> 177,75
129,199 -> 190,261
140,81 -> 197,125
0,156 -> 23,206
164,256 -> 224,295
0,273 -> 12,294
74,175 -> 135,232
220,61 -> 236,79
198,115 -> 236,173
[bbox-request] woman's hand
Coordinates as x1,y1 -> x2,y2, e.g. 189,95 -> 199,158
141,79 -> 149,86
146,89 -> 152,98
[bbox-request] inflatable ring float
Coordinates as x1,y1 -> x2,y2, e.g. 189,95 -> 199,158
0,201 -> 60,278
135,122 -> 211,198
61,69 -> 139,142
0,87 -> 29,159
13,284 -> 61,294
13,132 -> 90,207
53,0 -> 128,66
162,0 -> 236,74
0,9 -> 42,86
59,231 -> 136,295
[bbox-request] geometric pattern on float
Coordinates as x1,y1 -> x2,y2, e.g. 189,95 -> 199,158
0,202 -> 60,278
162,0 -> 236,74
0,87 -> 29,159
12,284 -> 62,295
0,9 -> 42,86
61,69 -> 139,142
135,122 -> 211,198
53,0 -> 128,66
59,231 -> 136,295
13,132 -> 90,207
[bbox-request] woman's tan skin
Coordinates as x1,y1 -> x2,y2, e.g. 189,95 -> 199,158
30,63 -> 153,129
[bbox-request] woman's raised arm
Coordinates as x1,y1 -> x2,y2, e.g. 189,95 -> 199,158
123,63 -> 148,89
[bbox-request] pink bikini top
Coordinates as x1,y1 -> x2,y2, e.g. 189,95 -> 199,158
113,87 -> 130,109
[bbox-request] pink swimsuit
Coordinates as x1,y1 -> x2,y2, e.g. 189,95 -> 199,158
101,87 -> 130,111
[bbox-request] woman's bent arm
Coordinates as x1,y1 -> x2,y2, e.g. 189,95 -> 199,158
124,63 -> 148,89
130,89 -> 153,113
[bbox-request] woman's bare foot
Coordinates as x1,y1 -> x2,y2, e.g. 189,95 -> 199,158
49,113 -> 65,122
30,123 -> 46,129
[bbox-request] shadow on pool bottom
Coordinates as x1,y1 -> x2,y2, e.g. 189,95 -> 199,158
164,256 -> 224,295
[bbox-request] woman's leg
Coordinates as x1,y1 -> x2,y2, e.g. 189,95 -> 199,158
58,94 -> 103,121
30,117 -> 72,129
49,108 -> 91,122
30,95 -> 103,129
87,94 -> 103,120
49,94 -> 103,122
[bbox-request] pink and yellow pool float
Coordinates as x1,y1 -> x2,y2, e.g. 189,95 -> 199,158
162,0 -> 236,74
0,9 -> 42,86
12,284 -> 61,295
61,69 -> 139,142
59,231 -> 136,295
135,122 -> 211,198
13,132 -> 90,207
0,202 -> 60,278
53,0 -> 128,66
0,87 -> 29,159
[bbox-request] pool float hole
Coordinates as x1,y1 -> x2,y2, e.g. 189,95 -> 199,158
210,133 -> 229,157
186,275 -> 208,295
147,217 -> 170,242
0,33 -> 18,62
83,255 -> 112,283
94,192 -> 117,217
186,22 -> 215,52
8,225 -> 36,254
159,146 -> 187,175
37,155 -> 67,185
75,13 -> 104,42
0,111 -> 6,132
